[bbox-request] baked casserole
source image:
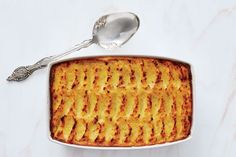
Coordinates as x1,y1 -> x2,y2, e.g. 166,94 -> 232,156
50,57 -> 192,147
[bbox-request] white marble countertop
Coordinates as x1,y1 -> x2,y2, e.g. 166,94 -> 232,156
1,0 -> 236,157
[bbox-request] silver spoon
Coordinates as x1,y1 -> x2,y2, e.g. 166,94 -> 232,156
7,12 -> 140,82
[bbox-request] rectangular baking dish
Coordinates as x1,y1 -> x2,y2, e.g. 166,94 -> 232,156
47,54 -> 195,150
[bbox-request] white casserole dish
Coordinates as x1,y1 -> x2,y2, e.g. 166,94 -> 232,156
47,54 -> 195,150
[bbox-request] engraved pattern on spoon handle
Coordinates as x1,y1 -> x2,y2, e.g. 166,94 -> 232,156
7,39 -> 94,82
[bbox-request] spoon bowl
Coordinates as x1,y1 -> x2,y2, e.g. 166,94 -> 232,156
93,12 -> 139,49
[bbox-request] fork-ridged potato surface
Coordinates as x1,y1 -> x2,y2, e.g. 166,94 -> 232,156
50,57 -> 192,147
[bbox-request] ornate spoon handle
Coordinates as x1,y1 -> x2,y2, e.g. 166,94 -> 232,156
7,39 -> 93,82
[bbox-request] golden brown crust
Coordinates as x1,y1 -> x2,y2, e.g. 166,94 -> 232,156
50,56 -> 192,147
